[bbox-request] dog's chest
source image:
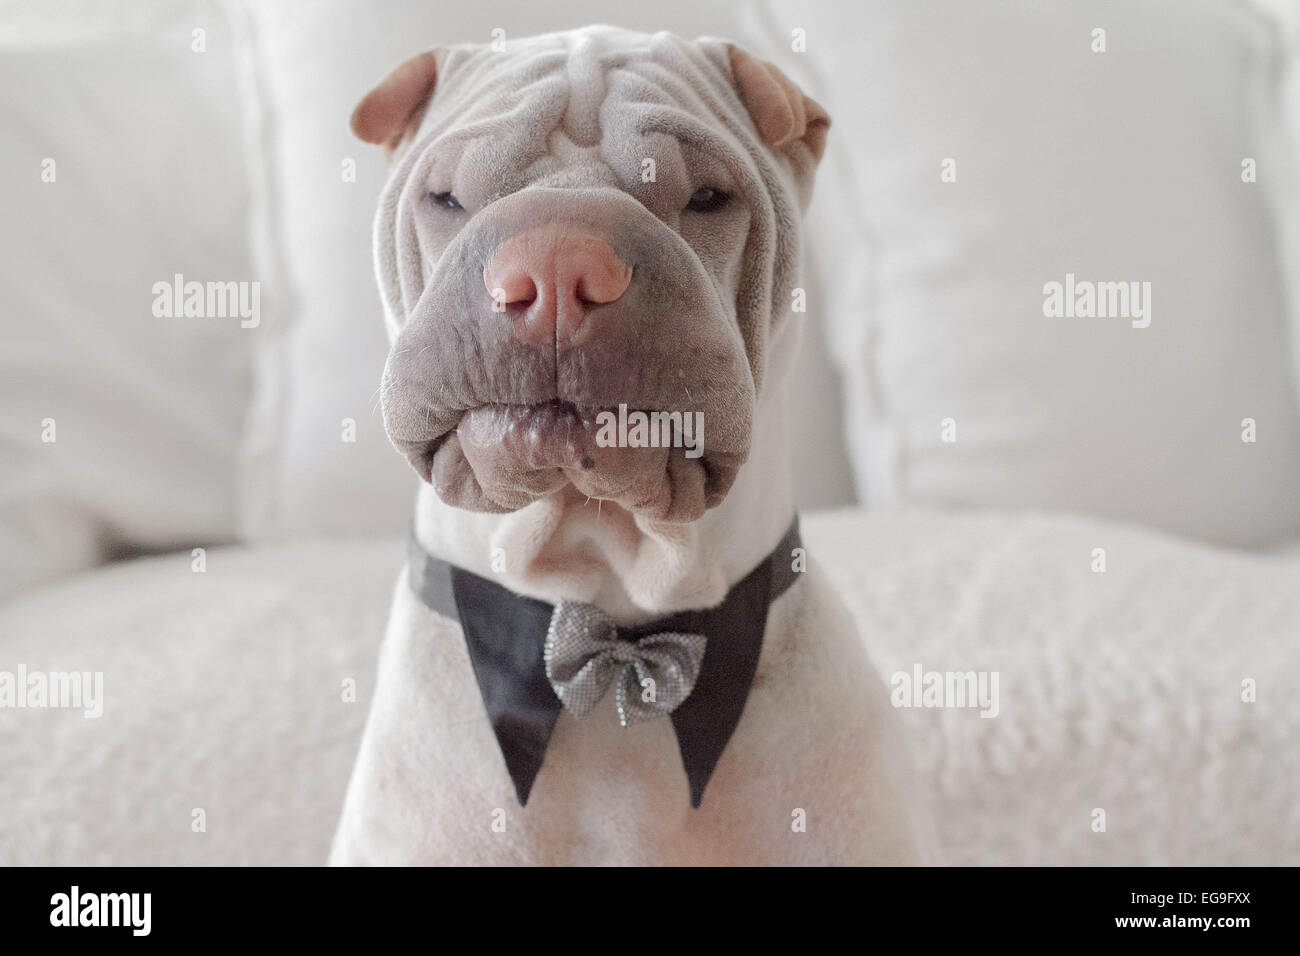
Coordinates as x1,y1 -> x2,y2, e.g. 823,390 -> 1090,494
409,602 -> 800,865
332,565 -> 924,865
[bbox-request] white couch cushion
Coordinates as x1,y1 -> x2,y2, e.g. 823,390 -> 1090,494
757,0 -> 1300,547
2,509 -> 1295,865
0,0 -> 259,598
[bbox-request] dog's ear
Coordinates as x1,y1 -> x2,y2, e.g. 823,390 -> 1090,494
724,45 -> 830,164
351,51 -> 440,157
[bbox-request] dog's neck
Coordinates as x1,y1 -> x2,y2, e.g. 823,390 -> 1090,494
412,318 -> 802,626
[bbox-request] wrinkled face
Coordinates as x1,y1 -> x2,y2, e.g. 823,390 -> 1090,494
361,29 -> 827,522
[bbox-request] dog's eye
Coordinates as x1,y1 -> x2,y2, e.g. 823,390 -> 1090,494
686,186 -> 729,213
429,191 -> 463,211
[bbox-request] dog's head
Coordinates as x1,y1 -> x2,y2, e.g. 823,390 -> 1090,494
355,27 -> 828,523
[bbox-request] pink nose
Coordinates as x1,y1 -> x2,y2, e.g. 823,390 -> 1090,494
482,227 -> 632,346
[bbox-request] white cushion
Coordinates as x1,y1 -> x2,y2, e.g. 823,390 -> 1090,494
3,508 -> 1295,864
817,507 -> 1300,865
0,0 -> 259,598
0,537 -> 397,865
758,0 -> 1300,547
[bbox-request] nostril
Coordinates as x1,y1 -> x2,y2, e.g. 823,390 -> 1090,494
484,268 -> 538,312
575,262 -> 632,307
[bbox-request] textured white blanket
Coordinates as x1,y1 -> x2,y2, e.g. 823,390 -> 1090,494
1,507 -> 1296,865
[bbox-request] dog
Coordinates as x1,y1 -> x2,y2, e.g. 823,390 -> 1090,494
330,25 -> 936,865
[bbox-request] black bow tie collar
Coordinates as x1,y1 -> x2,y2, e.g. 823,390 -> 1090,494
408,517 -> 803,808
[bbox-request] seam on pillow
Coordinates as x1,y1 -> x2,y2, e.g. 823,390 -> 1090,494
1235,0 -> 1300,418
220,0 -> 297,540
749,0 -> 902,506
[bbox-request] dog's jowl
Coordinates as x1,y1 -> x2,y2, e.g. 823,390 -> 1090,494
330,26 -> 936,866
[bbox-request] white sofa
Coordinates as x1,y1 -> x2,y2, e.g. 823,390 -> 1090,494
3,509 -> 1298,865
3,0 -> 1299,865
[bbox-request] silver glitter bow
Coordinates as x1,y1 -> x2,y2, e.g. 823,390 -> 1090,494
543,600 -> 707,726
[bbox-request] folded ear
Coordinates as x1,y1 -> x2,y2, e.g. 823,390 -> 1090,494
725,44 -> 830,164
350,50 -> 439,157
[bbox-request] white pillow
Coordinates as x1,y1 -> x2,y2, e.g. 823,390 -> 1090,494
757,0 -> 1300,547
0,0 -> 258,599
237,0 -> 856,540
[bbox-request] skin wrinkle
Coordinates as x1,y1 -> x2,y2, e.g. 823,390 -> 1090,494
390,172 -> 752,519
607,101 -> 770,369
562,36 -> 604,148
372,28 -> 817,539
